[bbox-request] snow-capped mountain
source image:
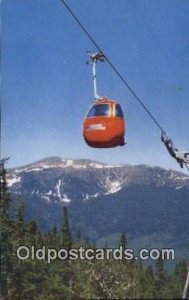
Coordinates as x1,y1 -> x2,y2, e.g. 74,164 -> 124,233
7,157 -> 189,261
7,156 -> 189,204
7,157 -> 127,203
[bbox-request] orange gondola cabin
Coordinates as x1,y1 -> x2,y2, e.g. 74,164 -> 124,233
83,97 -> 125,148
83,52 -> 126,148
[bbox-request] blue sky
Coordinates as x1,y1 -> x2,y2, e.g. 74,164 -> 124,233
1,0 -> 189,173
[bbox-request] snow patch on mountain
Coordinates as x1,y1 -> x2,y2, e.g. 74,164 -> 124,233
61,194 -> 71,203
46,190 -> 53,196
26,167 -> 43,172
55,179 -> 71,203
174,176 -> 189,181
42,195 -> 51,202
83,193 -> 100,201
62,159 -> 74,167
7,175 -> 21,187
175,186 -> 183,190
56,179 -> 62,198
169,172 -> 189,182
105,177 -> 122,194
6,157 -> 189,206
15,165 -> 53,173
11,158 -> 126,174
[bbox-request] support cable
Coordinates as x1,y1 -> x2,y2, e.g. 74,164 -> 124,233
60,0 -> 189,172
60,0 -> 165,132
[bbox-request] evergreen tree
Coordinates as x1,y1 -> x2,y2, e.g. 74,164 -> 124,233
76,229 -> 81,243
0,159 -> 13,299
26,219 -> 39,246
46,224 -> 58,248
134,261 -> 147,299
1,158 -> 188,299
174,259 -> 188,298
15,197 -> 25,239
144,265 -> 156,298
61,206 -> 72,249
60,207 -> 73,290
119,231 -> 127,250
154,252 -> 167,298
9,197 -> 26,299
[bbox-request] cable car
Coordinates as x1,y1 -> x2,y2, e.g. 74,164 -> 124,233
83,97 -> 125,148
83,51 -> 126,148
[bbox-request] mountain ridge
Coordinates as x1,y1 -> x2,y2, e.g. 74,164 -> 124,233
7,156 -> 189,193
6,156 -> 189,263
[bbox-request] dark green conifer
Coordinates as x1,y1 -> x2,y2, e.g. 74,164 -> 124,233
0,159 -> 12,299
155,251 -> 167,298
15,197 -> 25,239
119,232 -> 127,250
61,206 -> 72,249
144,265 -> 156,298
174,259 -> 188,298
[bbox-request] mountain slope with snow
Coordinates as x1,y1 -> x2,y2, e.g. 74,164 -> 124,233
7,157 -> 189,262
7,156 -> 189,202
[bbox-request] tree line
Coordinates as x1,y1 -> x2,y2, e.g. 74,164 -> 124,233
0,162 -> 188,299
